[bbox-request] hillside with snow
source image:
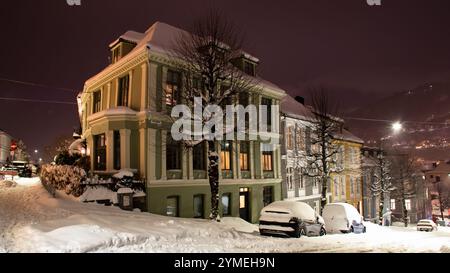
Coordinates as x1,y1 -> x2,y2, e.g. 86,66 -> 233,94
346,82 -> 450,160
1,178 -> 450,253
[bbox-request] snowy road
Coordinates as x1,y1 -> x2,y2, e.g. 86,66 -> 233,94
1,179 -> 450,253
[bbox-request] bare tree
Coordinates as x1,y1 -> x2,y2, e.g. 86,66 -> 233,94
304,87 -> 343,214
170,10 -> 258,221
370,152 -> 394,225
390,154 -> 420,227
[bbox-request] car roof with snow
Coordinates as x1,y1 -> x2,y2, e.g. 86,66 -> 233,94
263,201 -> 316,220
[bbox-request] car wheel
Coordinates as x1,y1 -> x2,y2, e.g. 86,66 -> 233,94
292,224 -> 301,238
320,227 -> 327,236
350,226 -> 354,233
363,226 -> 367,233
300,227 -> 307,237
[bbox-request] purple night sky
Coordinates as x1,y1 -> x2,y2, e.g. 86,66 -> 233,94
1,0 -> 449,155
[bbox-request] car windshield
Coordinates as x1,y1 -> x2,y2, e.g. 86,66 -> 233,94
419,220 -> 430,224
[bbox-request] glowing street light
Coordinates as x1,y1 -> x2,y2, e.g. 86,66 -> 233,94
392,121 -> 402,133
34,149 -> 38,154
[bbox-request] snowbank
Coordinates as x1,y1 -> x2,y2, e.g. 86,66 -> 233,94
3,180 -> 450,253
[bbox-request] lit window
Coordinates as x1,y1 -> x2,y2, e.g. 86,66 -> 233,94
165,70 -> 180,106
261,144 -> 273,171
239,142 -> 250,171
220,141 -> 232,171
390,199 -> 396,210
405,199 -> 411,211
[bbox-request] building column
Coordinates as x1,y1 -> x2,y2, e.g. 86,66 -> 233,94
87,135 -> 95,172
217,142 -> 222,180
120,129 -> 131,169
235,141 -> 241,179
106,130 -> 114,171
139,128 -> 147,180
182,146 -> 188,180
149,63 -> 158,112
276,144 -> 282,179
106,82 -> 112,109
188,148 -> 194,180
147,128 -> 157,183
161,67 -> 168,113
140,63 -> 148,111
161,129 -> 167,180
232,142 -> 238,179
250,141 -> 255,179
128,70 -> 133,108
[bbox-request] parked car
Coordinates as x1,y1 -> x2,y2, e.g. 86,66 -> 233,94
417,219 -> 438,232
322,203 -> 366,234
5,161 -> 32,177
259,201 -> 326,238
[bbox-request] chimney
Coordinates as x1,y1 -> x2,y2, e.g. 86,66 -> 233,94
295,96 -> 305,105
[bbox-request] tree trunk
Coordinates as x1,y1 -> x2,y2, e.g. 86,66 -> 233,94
320,175 -> 327,215
402,197 -> 408,227
379,193 -> 384,225
207,140 -> 220,221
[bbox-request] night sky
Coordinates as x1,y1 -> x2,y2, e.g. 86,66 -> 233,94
1,0 -> 450,157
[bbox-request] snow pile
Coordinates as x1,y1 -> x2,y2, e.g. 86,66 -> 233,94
0,180 -> 18,188
3,179 -> 450,253
112,169 -> 135,179
79,187 -> 116,203
40,165 -> 86,197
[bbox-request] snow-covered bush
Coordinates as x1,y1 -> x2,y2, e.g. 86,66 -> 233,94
40,164 -> 87,197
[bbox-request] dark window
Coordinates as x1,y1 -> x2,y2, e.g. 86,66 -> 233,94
112,47 -> 121,63
117,75 -> 129,107
436,176 -> 441,182
263,186 -> 274,207
193,194 -> 204,218
193,143 -> 206,170
305,127 -> 312,154
239,92 -> 249,107
243,61 -> 255,76
222,193 -> 231,216
93,91 -> 101,113
166,196 -> 179,217
262,144 -> 273,171
239,141 -> 250,171
166,134 -> 181,170
94,134 -> 106,171
113,131 -> 121,170
165,70 -> 181,106
220,141 -> 232,170
261,98 -> 272,127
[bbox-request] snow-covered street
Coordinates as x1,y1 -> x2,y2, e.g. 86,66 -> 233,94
1,179 -> 449,253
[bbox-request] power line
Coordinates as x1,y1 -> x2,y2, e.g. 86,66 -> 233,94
0,97 -> 77,105
344,116 -> 450,126
0,77 -> 77,92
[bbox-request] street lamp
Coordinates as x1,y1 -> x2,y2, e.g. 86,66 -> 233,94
34,149 -> 38,154
392,121 -> 402,134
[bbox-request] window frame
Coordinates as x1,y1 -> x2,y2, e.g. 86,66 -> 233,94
117,75 -> 130,107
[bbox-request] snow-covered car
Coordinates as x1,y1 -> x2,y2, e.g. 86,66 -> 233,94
417,219 -> 438,232
259,201 -> 326,238
322,203 -> 366,234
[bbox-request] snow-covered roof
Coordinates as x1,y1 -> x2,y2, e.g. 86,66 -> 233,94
85,22 -> 286,96
109,30 -> 145,48
281,95 -> 315,121
333,129 -> 364,144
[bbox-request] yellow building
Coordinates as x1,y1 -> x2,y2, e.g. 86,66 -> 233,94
330,129 -> 364,212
